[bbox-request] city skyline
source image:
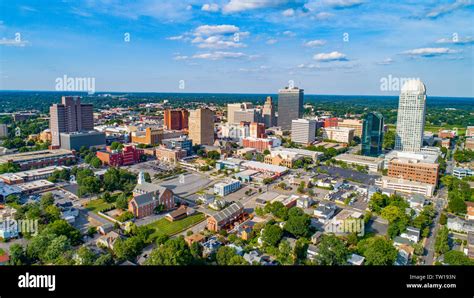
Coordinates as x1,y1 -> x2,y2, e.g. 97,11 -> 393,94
1,1 -> 473,97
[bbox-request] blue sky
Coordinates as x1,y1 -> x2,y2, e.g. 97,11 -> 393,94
1,0 -> 473,97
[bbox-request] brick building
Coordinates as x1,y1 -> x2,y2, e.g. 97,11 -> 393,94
164,109 -> 189,130
96,144 -> 143,166
207,202 -> 244,232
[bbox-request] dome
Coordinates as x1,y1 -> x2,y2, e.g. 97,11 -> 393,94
401,79 -> 426,94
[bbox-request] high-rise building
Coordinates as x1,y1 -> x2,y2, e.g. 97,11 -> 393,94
338,119 -> 363,137
164,109 -> 189,130
227,102 -> 253,124
250,122 -> 265,138
395,80 -> 426,152
361,112 -> 384,157
262,96 -> 276,128
0,124 -> 8,138
278,87 -> 304,130
233,109 -> 261,124
50,96 -> 94,146
291,119 -> 316,145
188,108 -> 214,146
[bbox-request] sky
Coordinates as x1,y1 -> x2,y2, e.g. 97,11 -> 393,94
0,0 -> 473,97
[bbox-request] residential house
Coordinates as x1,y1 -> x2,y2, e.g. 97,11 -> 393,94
202,236 -> 222,257
185,233 -> 206,246
311,231 -> 323,245
347,253 -> 365,265
296,196 -> 313,209
467,232 -> 474,259
466,202 -> 474,221
408,194 -> 426,211
207,202 -> 245,232
96,231 -> 122,250
165,205 -> 195,222
306,244 -> 318,261
400,226 -> 421,243
314,202 -> 337,223
243,250 -> 262,264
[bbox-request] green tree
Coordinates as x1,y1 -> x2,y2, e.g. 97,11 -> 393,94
9,244 -> 28,265
434,226 -> 449,255
284,214 -> 311,238
76,246 -> 96,265
357,237 -> 397,265
262,225 -> 283,247
314,235 -> 349,265
277,240 -> 294,265
145,237 -> 194,265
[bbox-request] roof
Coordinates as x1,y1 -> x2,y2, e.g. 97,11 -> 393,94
401,79 -> 426,94
133,181 -> 166,194
133,190 -> 165,206
347,253 -> 365,265
0,253 -> 9,263
211,201 -> 244,224
168,205 -> 188,219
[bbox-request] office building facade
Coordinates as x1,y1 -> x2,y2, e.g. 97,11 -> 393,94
262,96 -> 276,128
164,109 -> 189,130
188,108 -> 214,146
395,80 -> 426,152
291,119 -> 316,145
361,112 -> 384,157
278,87 -> 304,130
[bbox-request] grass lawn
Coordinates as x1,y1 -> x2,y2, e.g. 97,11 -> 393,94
146,213 -> 206,239
85,199 -> 115,213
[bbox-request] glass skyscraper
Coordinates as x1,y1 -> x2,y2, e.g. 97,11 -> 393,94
361,112 -> 384,156
394,80 -> 426,152
277,87 -> 304,131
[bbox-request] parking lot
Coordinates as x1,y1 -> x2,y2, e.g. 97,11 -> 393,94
316,166 -> 380,185
160,173 -> 212,198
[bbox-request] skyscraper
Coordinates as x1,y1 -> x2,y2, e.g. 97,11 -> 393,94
164,109 -> 189,130
291,119 -> 316,145
361,112 -> 384,156
278,87 -> 304,130
395,80 -> 426,152
50,96 -> 94,146
262,96 -> 276,128
188,108 -> 214,146
227,102 -> 253,124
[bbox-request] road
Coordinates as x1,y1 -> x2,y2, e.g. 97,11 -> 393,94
421,196 -> 446,265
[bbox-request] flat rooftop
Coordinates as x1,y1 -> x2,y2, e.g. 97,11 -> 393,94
0,149 -> 74,163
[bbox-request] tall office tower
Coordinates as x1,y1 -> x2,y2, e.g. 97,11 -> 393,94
164,109 -> 189,130
227,102 -> 253,124
250,122 -> 265,138
361,112 -> 384,157
395,80 -> 426,152
278,87 -> 304,130
50,96 -> 94,146
233,109 -> 262,124
262,96 -> 276,128
188,108 -> 215,146
291,119 -> 316,145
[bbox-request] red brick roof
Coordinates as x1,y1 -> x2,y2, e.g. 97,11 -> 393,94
0,253 -> 10,263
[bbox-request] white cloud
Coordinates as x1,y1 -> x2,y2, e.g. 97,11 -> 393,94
192,51 -> 248,60
304,39 -> 326,47
324,0 -> 364,9
167,35 -> 184,40
0,38 -> 29,47
266,39 -> 278,45
222,0 -> 290,13
192,35 -> 246,49
173,55 -> 189,60
282,8 -> 295,17
194,24 -> 240,36
313,51 -> 347,61
201,3 -> 220,12
283,30 -> 296,37
377,58 -> 393,65
436,36 -> 474,45
402,47 -> 459,57
426,0 -> 473,18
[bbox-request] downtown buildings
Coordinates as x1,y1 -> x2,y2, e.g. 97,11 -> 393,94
361,112 -> 384,157
278,87 -> 304,131
395,80 -> 426,152
50,96 -> 94,147
262,96 -> 276,128
163,109 -> 189,130
291,119 -> 316,145
188,108 -> 215,146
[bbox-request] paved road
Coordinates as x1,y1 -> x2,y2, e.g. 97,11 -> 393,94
421,196 -> 445,265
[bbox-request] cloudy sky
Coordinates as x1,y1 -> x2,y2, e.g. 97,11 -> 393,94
1,0 -> 473,97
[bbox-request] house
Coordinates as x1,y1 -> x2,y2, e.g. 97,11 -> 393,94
347,253 -> 365,265
243,250 -> 262,264
185,233 -> 206,246
207,202 -> 245,232
202,236 -> 222,257
0,220 -> 19,240
97,223 -> 114,235
394,249 -> 410,266
306,244 -> 319,261
296,196 -> 313,209
96,231 -> 122,250
467,232 -> 474,259
227,243 -> 244,255
237,220 -> 257,241
393,236 -> 413,247
311,231 -> 323,245
466,202 -> 474,221
408,194 -> 426,210
0,252 -> 9,265
447,216 -> 474,233
165,205 -> 195,222
316,178 -> 332,188
400,226 -> 421,243
129,173 -> 174,218
314,202 -> 337,223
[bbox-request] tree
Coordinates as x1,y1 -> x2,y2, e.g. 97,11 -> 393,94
43,235 -> 71,264
448,196 -> 467,214
144,172 -> 152,183
40,192 -> 55,209
443,250 -> 473,265
94,253 -> 114,265
383,130 -> 395,150
434,226 -> 449,255
76,246 -> 96,265
43,220 -> 82,245
277,240 -> 294,265
9,244 -> 28,265
90,157 -> 102,168
114,236 -> 145,261
380,205 -> 403,223
284,214 -> 311,238
314,235 -> 349,265
357,237 -> 397,265
116,193 -> 129,210
216,246 -> 239,265
78,176 -> 101,197
368,193 -> 388,213
145,237 -> 194,265
190,241 -> 203,259
262,225 -> 283,247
